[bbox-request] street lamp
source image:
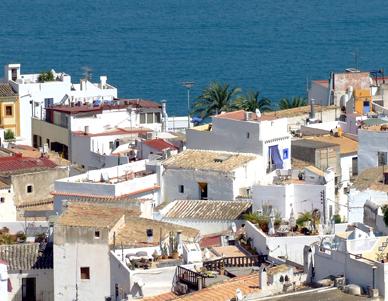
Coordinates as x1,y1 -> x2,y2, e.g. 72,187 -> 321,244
182,81 -> 195,129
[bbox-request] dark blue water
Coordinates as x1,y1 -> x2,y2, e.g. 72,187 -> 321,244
1,0 -> 387,116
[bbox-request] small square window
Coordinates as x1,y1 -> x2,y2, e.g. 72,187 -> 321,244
0,197 -> 4,203
94,231 -> 100,238
26,185 -> 33,193
179,185 -> 184,193
5,106 -> 13,116
80,267 -> 90,280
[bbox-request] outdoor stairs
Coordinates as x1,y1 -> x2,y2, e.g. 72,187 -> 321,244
376,238 -> 388,261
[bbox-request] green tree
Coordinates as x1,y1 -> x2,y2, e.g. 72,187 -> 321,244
38,70 -> 55,82
4,129 -> 15,141
234,90 -> 272,112
191,82 -> 241,119
296,211 -> 312,227
278,96 -> 307,110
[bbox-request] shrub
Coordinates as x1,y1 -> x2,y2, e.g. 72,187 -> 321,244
38,71 -> 55,82
4,129 -> 15,141
333,214 -> 342,224
296,211 -> 312,227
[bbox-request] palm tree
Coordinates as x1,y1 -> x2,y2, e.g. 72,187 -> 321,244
278,96 -> 307,110
234,90 -> 272,112
191,82 -> 241,119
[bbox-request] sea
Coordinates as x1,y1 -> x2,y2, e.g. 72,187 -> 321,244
1,0 -> 388,116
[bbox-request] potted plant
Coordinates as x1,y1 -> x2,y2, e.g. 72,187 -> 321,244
161,245 -> 168,259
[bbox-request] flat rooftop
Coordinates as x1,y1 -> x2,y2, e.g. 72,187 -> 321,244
303,135 -> 358,156
163,149 -> 257,172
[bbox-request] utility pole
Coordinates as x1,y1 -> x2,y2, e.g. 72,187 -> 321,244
182,81 -> 195,129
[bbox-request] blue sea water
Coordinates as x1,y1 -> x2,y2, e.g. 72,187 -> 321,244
1,0 -> 388,116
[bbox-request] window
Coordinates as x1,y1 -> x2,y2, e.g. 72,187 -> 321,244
246,132 -> 250,139
352,157 -> 358,176
80,267 -> 90,280
94,231 -> 100,238
378,152 -> 387,166
179,185 -> 184,193
0,197 -> 4,203
27,185 -> 33,193
283,148 -> 289,160
147,112 -> 153,123
198,182 -> 208,200
140,113 -> 146,124
155,112 -> 161,123
5,105 -> 13,116
109,141 -> 114,150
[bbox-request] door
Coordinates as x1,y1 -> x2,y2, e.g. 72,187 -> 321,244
22,277 -> 36,301
198,182 -> 208,200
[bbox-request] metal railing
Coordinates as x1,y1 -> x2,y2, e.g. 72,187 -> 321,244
203,255 -> 262,271
176,266 -> 205,290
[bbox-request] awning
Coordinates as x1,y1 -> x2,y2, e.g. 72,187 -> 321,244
269,145 -> 283,169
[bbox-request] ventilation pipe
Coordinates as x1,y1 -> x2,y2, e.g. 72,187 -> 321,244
310,99 -> 316,120
161,99 -> 168,132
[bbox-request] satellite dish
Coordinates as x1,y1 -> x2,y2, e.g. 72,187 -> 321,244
255,109 -> 261,118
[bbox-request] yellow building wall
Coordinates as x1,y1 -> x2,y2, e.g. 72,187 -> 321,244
353,89 -> 372,115
0,97 -> 20,136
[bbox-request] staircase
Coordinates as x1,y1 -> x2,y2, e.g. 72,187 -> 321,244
376,237 -> 388,261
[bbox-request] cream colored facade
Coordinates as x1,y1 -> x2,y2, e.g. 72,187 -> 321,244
0,95 -> 20,137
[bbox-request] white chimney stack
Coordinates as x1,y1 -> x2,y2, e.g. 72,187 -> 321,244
100,76 -> 107,89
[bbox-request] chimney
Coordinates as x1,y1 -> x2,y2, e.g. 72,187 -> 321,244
146,229 -> 153,244
80,79 -> 86,91
161,99 -> 168,132
99,76 -> 107,89
244,111 -> 252,121
310,99 -> 315,120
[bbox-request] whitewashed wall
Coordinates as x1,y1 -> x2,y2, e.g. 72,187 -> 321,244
358,129 -> 388,172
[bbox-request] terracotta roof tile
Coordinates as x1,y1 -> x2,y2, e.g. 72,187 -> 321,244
214,110 -> 276,121
144,274 -> 259,301
163,150 -> 256,172
0,154 -> 57,174
0,83 -> 17,97
0,243 -> 53,271
115,217 -> 199,247
143,139 -> 177,152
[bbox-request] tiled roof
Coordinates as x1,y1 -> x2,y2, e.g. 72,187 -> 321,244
0,154 -> 57,174
353,165 -> 388,192
304,135 -> 358,156
118,98 -> 162,109
0,83 -> 17,97
142,292 -> 178,301
163,200 -> 252,220
214,110 -> 276,122
262,105 -> 338,119
163,150 -> 257,172
143,139 -> 177,152
0,243 -> 53,271
57,203 -> 138,228
72,127 -> 151,137
145,274 -> 259,301
115,217 -> 199,247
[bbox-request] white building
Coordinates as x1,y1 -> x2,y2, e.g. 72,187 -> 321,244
3,63 -> 118,145
0,243 -> 53,301
32,98 -> 164,164
348,166 -> 388,224
253,166 -> 335,223
162,149 -> 263,203
54,203 -> 199,301
0,260 -> 8,301
310,223 -> 387,298
53,160 -> 160,215
358,124 -> 388,172
187,110 -> 291,173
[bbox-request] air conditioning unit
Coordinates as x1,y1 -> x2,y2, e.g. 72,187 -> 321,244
334,276 -> 345,288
